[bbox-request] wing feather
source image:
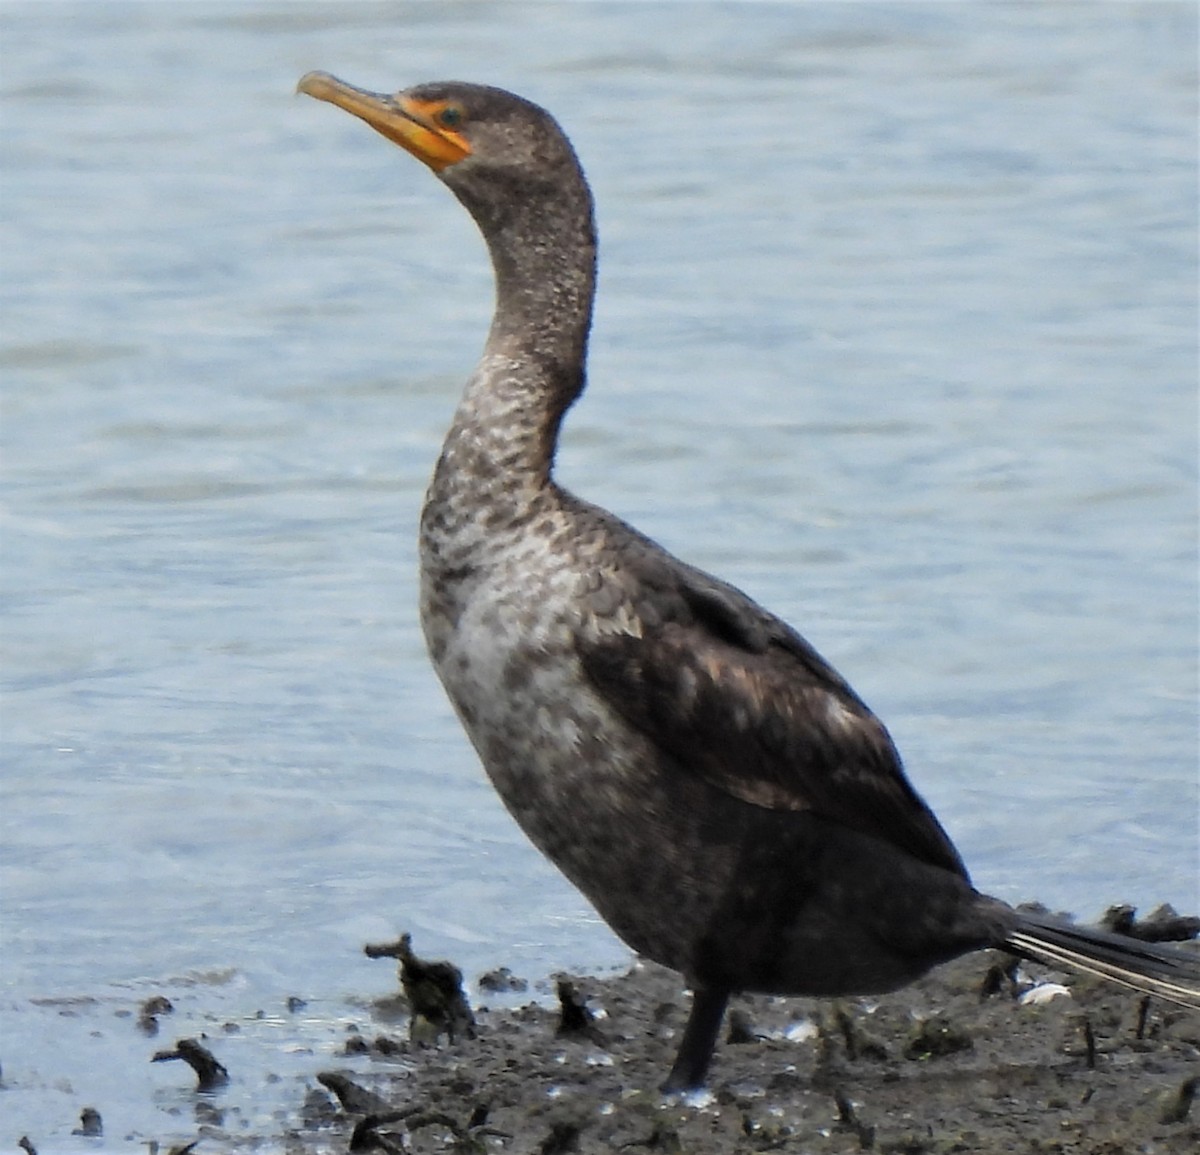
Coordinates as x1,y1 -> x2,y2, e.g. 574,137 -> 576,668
577,556 -> 968,878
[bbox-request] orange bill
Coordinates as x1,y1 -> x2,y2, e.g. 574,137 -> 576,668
297,71 -> 471,172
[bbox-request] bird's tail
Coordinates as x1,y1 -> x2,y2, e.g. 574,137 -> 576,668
1006,912 -> 1200,1010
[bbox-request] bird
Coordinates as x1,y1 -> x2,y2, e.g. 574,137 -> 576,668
297,72 -> 1200,1091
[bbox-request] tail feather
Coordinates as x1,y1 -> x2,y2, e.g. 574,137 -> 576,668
1006,912 -> 1200,1010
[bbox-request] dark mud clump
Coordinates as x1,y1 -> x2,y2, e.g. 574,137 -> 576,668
365,933 -> 477,1046
151,1037 -> 231,1092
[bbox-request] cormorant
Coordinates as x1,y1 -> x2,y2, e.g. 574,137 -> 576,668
297,73 -> 1200,1091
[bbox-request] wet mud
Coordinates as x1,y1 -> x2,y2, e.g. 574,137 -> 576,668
305,943 -> 1200,1155
12,913 -> 1200,1154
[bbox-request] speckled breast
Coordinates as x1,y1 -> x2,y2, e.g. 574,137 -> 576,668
416,502 -> 740,976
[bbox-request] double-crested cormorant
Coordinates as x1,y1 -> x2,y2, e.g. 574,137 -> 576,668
297,73 -> 1200,1090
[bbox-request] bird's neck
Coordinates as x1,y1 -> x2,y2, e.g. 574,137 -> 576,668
432,179 -> 597,513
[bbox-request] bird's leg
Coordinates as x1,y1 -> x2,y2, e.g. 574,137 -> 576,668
661,984 -> 730,1092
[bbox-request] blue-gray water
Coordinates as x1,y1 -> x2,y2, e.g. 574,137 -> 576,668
1,0 -> 1196,1145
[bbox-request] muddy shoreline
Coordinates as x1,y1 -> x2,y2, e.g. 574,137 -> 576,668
32,910 -> 1193,1155
303,949 -> 1199,1154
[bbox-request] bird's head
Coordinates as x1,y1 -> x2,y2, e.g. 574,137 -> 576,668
297,73 -> 583,217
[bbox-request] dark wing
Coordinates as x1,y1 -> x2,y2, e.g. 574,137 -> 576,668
576,544 -> 968,879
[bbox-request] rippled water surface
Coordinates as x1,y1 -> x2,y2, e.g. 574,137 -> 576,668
1,0 -> 1196,1144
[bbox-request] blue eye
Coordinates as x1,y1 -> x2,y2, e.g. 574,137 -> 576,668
438,105 -> 464,128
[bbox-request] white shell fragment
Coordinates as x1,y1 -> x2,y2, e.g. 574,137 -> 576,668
1018,982 -> 1073,1006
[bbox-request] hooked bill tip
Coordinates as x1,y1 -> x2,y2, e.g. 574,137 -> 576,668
296,70 -> 340,101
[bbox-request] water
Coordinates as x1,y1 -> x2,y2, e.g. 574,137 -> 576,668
1,0 -> 1196,1144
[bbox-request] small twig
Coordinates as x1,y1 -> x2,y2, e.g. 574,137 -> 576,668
1134,995 -> 1151,1041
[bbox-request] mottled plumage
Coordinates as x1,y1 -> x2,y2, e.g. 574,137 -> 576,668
298,74 -> 1200,1090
